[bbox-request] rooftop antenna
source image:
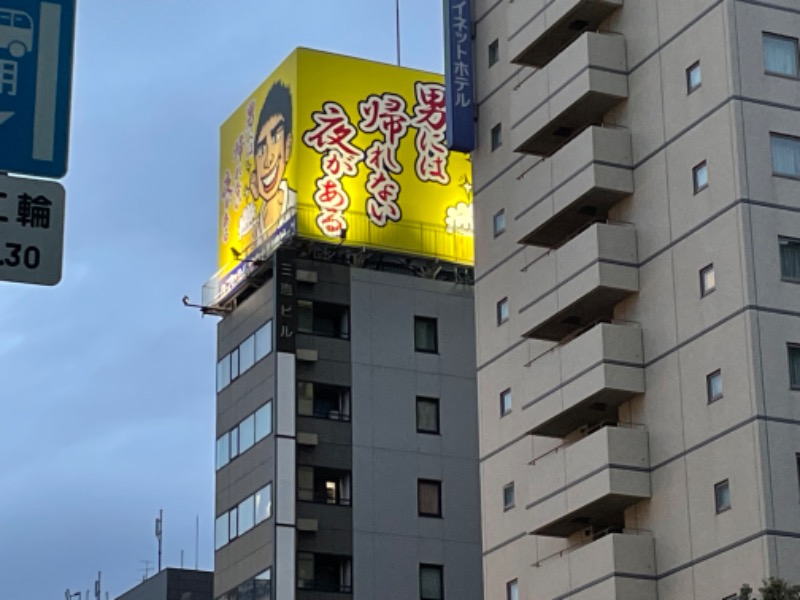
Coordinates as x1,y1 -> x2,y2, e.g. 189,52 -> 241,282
395,0 -> 401,66
94,572 -> 101,600
140,559 -> 153,581
195,515 -> 199,570
155,509 -> 163,573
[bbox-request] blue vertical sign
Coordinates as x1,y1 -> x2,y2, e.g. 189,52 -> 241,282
443,0 -> 475,152
0,0 -> 76,178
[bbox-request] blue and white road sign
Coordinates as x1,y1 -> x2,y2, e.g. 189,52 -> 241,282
0,0 -> 75,179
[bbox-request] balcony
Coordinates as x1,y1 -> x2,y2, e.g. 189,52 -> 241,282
528,425 -> 650,537
509,0 -> 624,68
524,322 -> 644,437
517,126 -> 633,249
518,222 -> 638,342
531,532 -> 656,600
297,552 -> 352,596
511,32 -> 627,157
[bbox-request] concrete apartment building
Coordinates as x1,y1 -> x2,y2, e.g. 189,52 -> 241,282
211,250 -> 482,600
471,0 -> 800,598
116,569 -> 213,600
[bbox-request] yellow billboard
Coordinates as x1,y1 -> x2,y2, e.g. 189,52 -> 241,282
212,48 -> 473,304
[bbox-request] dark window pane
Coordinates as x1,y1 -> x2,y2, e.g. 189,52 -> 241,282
420,565 -> 443,600
418,480 -> 441,517
416,397 -> 440,434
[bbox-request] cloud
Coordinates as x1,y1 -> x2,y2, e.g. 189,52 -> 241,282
445,201 -> 473,235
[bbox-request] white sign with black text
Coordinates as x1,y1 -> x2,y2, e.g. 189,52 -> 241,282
0,174 -> 64,285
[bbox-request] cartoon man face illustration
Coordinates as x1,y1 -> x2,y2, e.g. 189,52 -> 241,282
250,81 -> 295,236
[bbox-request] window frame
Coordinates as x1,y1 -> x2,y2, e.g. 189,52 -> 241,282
493,209 -> 506,237
506,579 -> 519,600
700,263 -> 716,297
503,482 -> 515,511
500,388 -> 512,417
763,32 -> 800,78
796,453 -> 800,500
419,564 -> 444,600
686,61 -> 702,93
488,38 -> 500,67
414,316 -> 439,354
497,297 -> 509,325
491,123 -> 503,151
788,343 -> 800,390
779,236 -> 800,283
714,479 -> 731,514
706,369 -> 723,403
416,396 -> 441,435
770,132 -> 800,179
418,479 -> 443,518
693,160 -> 709,194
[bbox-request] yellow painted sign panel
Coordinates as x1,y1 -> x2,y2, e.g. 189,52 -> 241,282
214,48 -> 473,303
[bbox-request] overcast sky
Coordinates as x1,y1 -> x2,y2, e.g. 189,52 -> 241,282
0,1 -> 446,597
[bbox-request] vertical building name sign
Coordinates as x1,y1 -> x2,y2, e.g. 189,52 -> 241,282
275,249 -> 297,354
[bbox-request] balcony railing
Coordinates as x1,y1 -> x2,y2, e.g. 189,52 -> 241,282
527,425 -> 650,537
511,32 -> 628,157
530,531 -> 656,600
509,0 -> 624,68
523,321 -> 645,437
515,125 -> 633,249
518,222 -> 638,342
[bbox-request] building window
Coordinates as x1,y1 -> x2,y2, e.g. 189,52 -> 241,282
686,61 -> 702,92
216,354 -> 231,392
489,39 -> 499,67
216,320 -> 274,393
507,580 -> 519,600
255,483 -> 272,523
420,564 -> 443,600
796,453 -> 800,498
416,396 -> 440,434
298,466 -> 352,505
298,381 -> 352,421
700,264 -> 716,296
693,161 -> 708,193
214,513 -> 228,550
771,133 -> 800,178
491,123 -> 502,151
418,479 -> 442,517
298,553 -> 352,593
414,316 -> 438,353
298,300 -> 350,339
493,209 -> 506,237
764,33 -> 799,77
500,388 -> 512,416
715,479 -> 731,513
497,297 -> 509,325
216,433 -> 230,470
503,482 -> 515,511
780,237 -> 800,282
216,401 -> 273,471
707,370 -> 723,403
789,344 -> 800,390
255,401 -> 273,440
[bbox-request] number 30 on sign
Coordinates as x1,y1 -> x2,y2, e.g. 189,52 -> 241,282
0,175 -> 65,286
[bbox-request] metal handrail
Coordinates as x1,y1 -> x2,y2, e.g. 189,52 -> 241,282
531,527 -> 652,567
529,421 -> 647,465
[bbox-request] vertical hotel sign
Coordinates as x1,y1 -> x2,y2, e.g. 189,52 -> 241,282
444,0 -> 476,152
